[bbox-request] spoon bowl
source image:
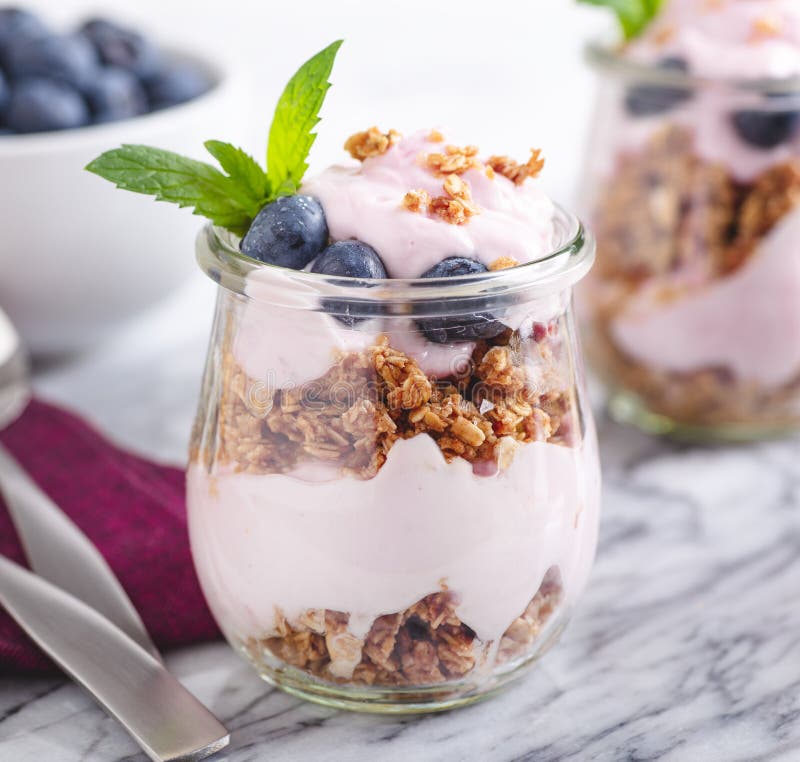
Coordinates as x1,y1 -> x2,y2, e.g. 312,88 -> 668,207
0,308 -> 31,430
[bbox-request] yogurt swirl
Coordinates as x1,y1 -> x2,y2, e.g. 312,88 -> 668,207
302,129 -> 557,279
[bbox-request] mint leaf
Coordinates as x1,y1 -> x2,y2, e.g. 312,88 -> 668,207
86,40 -> 344,236
578,0 -> 662,39
267,39 -> 343,194
642,0 -> 664,16
204,140 -> 270,210
86,144 -> 255,235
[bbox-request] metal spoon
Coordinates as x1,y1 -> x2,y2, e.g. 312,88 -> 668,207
0,308 -> 229,761
0,306 -> 29,430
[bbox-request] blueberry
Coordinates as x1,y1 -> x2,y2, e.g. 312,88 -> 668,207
79,17 -> 161,81
0,68 -> 8,118
4,34 -> 99,91
84,66 -> 147,123
731,102 -> 800,149
0,9 -> 47,54
311,240 -> 387,326
240,195 -> 329,268
6,78 -> 89,133
311,240 -> 387,279
625,56 -> 692,117
145,61 -> 210,109
421,256 -> 486,279
414,257 -> 505,344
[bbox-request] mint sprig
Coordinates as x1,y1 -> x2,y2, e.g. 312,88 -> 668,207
578,0 -> 664,40
267,39 -> 343,197
205,139 -> 270,207
85,40 -> 344,234
85,144 -> 261,234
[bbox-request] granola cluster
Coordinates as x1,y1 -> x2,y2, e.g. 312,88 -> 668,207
246,568 -> 563,686
488,256 -> 520,271
424,143 -> 482,176
487,149 -> 546,185
401,188 -> 431,213
402,148 -> 485,225
402,172 -> 481,226
750,13 -> 783,42
217,327 -> 575,479
402,173 -> 481,225
587,124 -> 800,428
399,138 -> 546,226
344,126 -> 402,160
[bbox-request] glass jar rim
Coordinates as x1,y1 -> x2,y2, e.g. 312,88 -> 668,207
586,41 -> 800,95
195,204 -> 595,311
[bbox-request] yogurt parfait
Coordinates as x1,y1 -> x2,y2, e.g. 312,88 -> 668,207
582,0 -> 800,437
88,42 -> 600,712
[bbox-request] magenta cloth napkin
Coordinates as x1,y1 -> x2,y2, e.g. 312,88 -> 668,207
0,398 -> 220,674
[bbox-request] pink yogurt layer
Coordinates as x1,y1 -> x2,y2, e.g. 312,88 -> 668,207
187,430 -> 600,660
611,210 -> 800,387
301,129 -> 557,279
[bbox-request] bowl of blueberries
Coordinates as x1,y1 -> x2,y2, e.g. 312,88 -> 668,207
0,7 -> 243,354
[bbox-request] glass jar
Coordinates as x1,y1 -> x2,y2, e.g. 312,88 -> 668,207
580,45 -> 800,439
187,210 -> 600,713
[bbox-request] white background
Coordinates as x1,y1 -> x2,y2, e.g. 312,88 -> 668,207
34,0 -> 610,204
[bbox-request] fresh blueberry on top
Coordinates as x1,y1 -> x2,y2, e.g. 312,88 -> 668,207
731,98 -> 800,150
4,33 -> 99,91
6,78 -> 89,133
0,9 -> 47,55
79,18 -> 161,82
414,256 -> 506,344
240,195 -> 329,269
83,66 -> 148,123
145,62 -> 210,109
311,240 -> 388,326
422,256 -> 488,279
624,56 -> 692,117
311,240 -> 387,279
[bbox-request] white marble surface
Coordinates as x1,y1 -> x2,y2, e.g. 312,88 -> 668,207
1,280 -> 800,762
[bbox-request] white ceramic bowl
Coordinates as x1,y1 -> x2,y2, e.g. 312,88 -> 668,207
0,52 -> 247,355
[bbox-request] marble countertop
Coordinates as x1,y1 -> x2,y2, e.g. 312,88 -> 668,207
1,279 -> 799,762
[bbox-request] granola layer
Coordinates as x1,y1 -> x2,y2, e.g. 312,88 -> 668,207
216,326 -> 575,479
244,569 -> 563,686
593,125 -> 800,283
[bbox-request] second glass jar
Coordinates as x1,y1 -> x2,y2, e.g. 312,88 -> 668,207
581,46 -> 800,439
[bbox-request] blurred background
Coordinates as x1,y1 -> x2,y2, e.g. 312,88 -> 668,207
33,0 -> 610,202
